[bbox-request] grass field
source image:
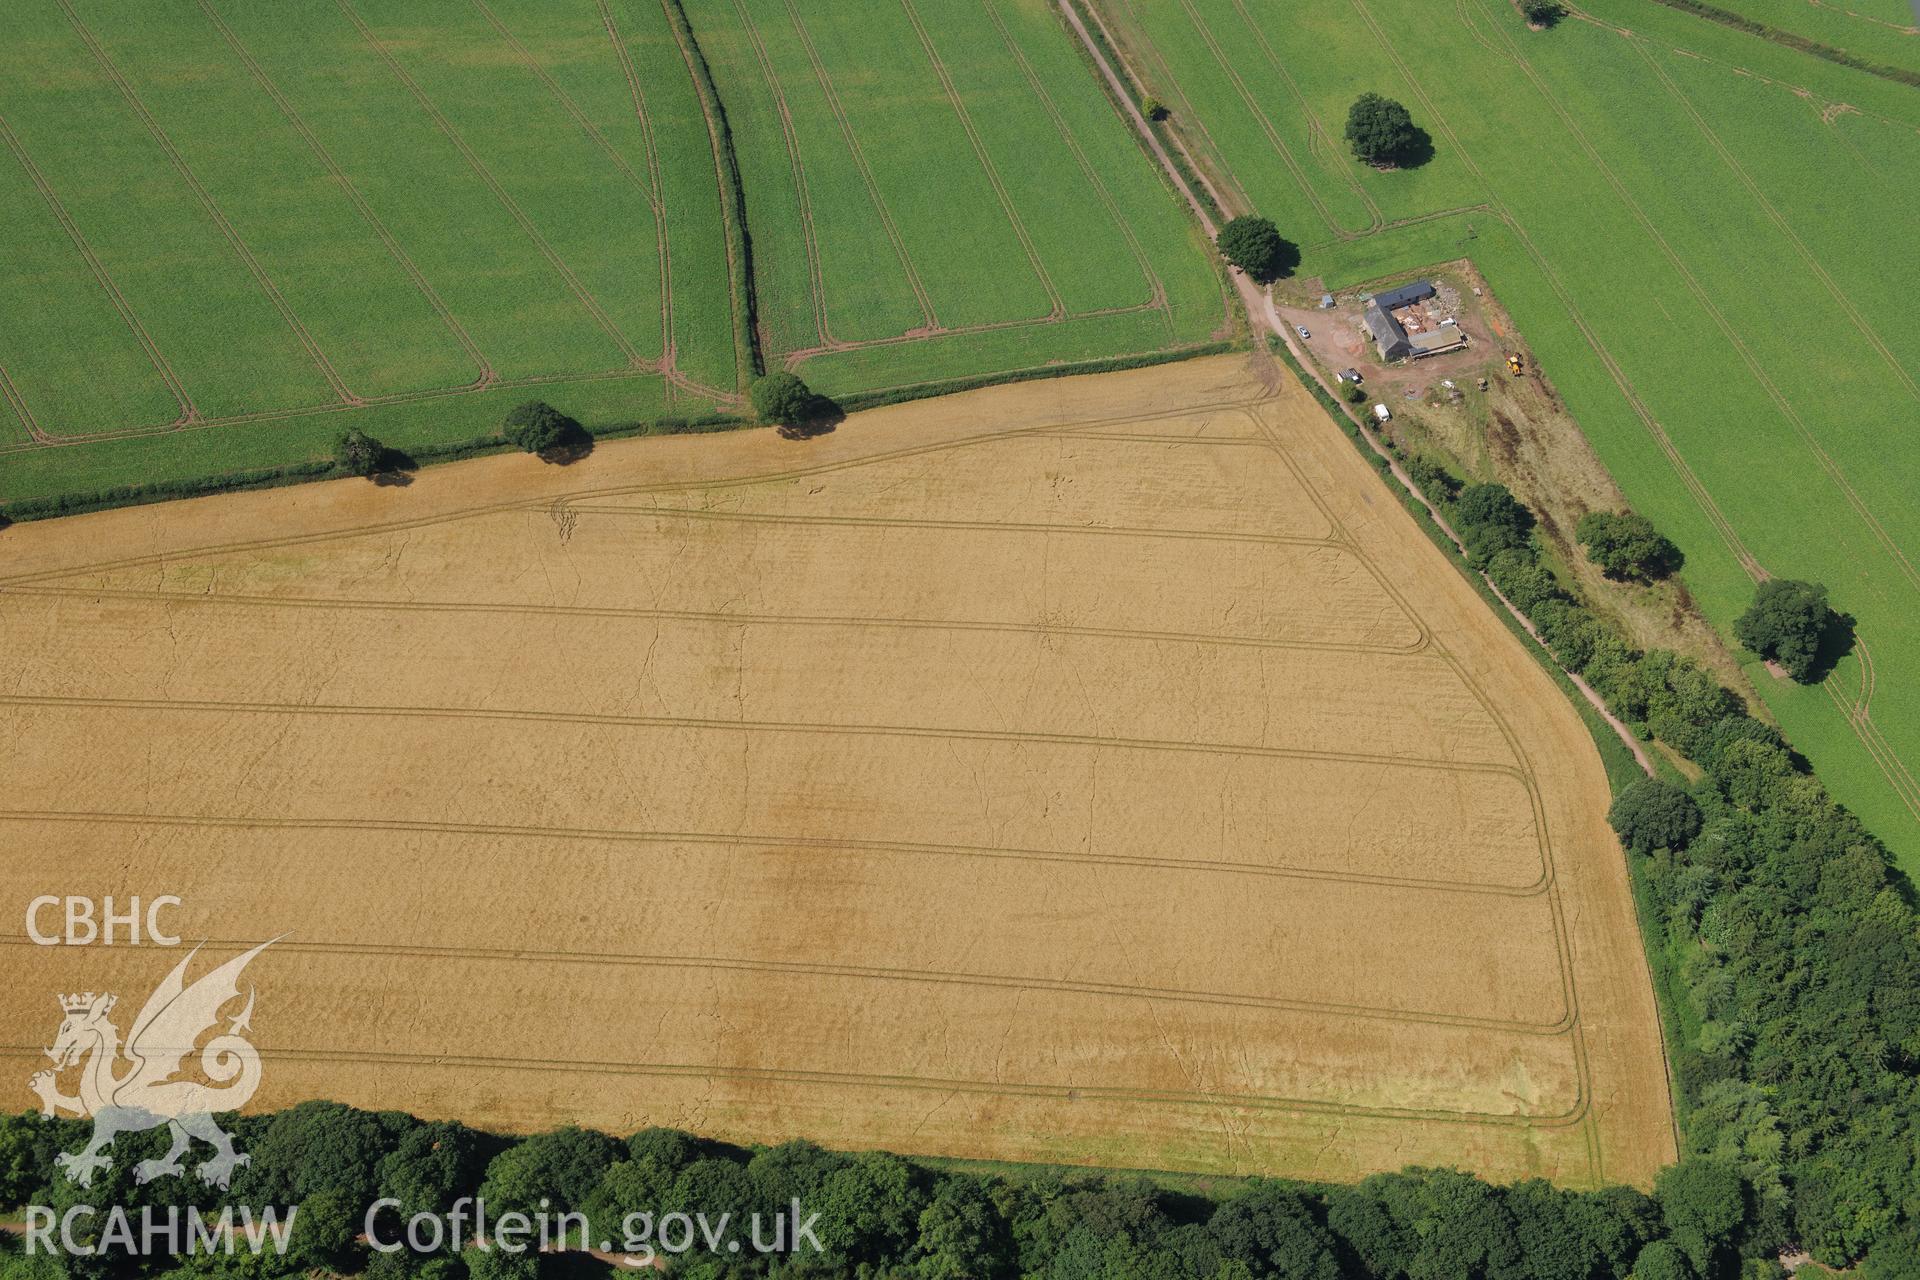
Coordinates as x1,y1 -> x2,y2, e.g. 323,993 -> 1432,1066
1091,0 -> 1920,873
680,0 -> 1227,397
0,0 -> 1227,509
0,357 -> 1672,1187
1685,0 -> 1920,76
0,0 -> 755,500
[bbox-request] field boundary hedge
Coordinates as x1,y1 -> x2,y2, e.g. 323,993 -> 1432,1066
661,0 -> 761,388
830,341 -> 1236,414
0,412 -> 745,526
1642,0 -> 1920,89
0,346 -> 1246,527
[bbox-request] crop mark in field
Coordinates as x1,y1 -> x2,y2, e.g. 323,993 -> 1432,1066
54,0 -> 360,407
0,112 -> 194,434
0,364 -> 660,454
776,0 -> 940,331
193,0 -> 495,394
1804,0 -> 1920,34
1824,637 -> 1920,822
559,502 -> 1337,544
470,0 -> 697,383
896,0 -> 1066,320
1103,0 -> 1256,215
333,0 -> 652,373
1564,6 -> 1920,137
1465,0 -> 1920,832
1346,0 -> 1920,842
1,581 -> 1429,663
1340,0 -> 1763,591
470,0 -> 663,220
595,0 -> 680,387
0,393 -> 1278,574
0,365 -> 41,444
779,303 -> 1177,371
1237,388 -> 1603,1182
1299,201 -> 1497,256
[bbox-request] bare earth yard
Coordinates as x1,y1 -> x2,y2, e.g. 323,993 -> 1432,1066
0,356 -> 1672,1187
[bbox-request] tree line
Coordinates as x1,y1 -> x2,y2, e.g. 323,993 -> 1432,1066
0,1100 -> 1878,1280
1416,460 -> 1917,1274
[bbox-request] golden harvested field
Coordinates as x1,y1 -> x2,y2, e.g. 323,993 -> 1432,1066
0,356 -> 1673,1187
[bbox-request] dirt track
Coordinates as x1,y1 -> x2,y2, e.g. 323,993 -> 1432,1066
0,355 -> 1674,1186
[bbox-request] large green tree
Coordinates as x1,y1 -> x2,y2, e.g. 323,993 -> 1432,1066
1655,1159 -> 1745,1276
379,1120 -> 497,1220
1576,510 -> 1682,581
479,1126 -> 623,1221
913,1177 -> 1014,1279
1608,778 -> 1703,854
502,400 -> 575,455
334,427 -> 387,478
1733,578 -> 1832,681
751,372 -> 835,437
1452,481 -> 1534,566
1215,215 -> 1294,282
1345,93 -> 1420,166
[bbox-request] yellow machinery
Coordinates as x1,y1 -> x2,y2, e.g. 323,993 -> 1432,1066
1506,353 -> 1524,376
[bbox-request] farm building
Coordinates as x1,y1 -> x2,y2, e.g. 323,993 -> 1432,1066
1363,302 -> 1412,361
1362,279 -> 1458,361
1371,281 -> 1436,310
1409,327 -> 1467,358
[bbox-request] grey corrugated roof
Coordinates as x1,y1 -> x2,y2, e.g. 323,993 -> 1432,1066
1363,303 -> 1408,354
1371,281 -> 1436,310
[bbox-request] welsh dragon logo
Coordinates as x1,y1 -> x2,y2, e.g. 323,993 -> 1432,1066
29,940 -> 275,1190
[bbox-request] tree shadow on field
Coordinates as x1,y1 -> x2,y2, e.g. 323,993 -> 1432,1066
536,420 -> 595,466
777,393 -> 845,441
1259,235 -> 1303,283
369,445 -> 418,486
1391,125 -> 1436,170
1802,609 -> 1858,684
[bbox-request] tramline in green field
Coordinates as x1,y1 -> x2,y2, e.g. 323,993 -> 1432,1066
0,0 -> 739,493
0,0 -> 1226,508
683,0 -> 1224,396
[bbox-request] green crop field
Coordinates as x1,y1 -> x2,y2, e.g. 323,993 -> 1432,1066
1093,0 -> 1920,870
0,0 -> 1225,511
1690,0 -> 1920,76
680,0 -> 1226,397
0,0 -> 760,503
